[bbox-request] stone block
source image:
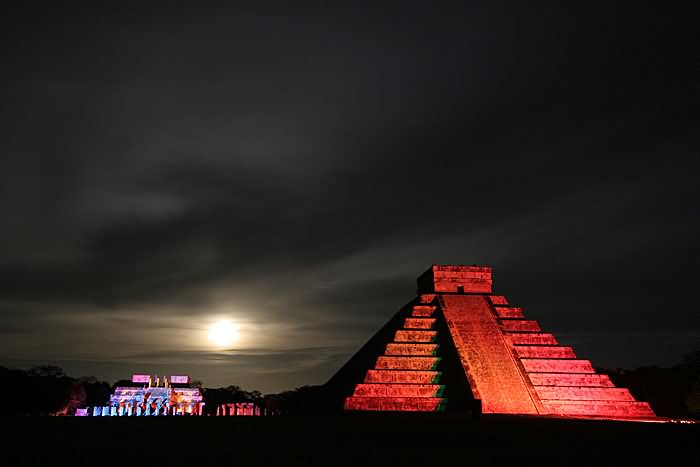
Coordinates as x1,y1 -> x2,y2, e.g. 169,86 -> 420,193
514,346 -> 576,359
344,396 -> 446,412
417,265 -> 493,294
375,356 -> 441,370
535,386 -> 635,401
394,330 -> 437,342
500,320 -> 541,332
521,359 -> 595,373
365,370 -> 442,384
527,373 -> 614,387
385,343 -> 439,356
494,307 -> 525,318
540,400 -> 656,418
353,383 -> 444,397
404,317 -> 436,329
419,295 -> 436,304
364,370 -> 442,384
506,333 -> 559,345
412,305 -> 436,316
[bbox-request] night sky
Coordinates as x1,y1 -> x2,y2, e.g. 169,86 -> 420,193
2,4 -> 698,393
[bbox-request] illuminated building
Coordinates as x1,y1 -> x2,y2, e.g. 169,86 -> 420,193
84,374 -> 204,416
216,402 -> 263,416
329,265 -> 662,421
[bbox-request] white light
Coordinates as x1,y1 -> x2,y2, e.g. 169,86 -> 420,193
207,320 -> 239,347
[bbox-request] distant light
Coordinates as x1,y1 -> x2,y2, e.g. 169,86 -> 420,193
132,374 -> 151,383
207,320 -> 239,347
170,375 -> 190,384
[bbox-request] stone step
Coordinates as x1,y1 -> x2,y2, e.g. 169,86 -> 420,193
527,373 -> 614,387
344,396 -> 446,412
521,359 -> 595,373
535,386 -> 635,401
506,333 -> 558,345
352,383 -> 445,397
394,330 -> 437,342
365,370 -> 442,384
494,306 -> 524,318
385,343 -> 438,356
489,295 -> 509,305
412,305 -> 436,316
540,400 -> 656,418
432,278 -> 493,294
434,270 -> 492,280
404,317 -> 436,329
500,320 -> 541,332
515,346 -> 576,359
418,295 -> 436,304
376,356 -> 441,370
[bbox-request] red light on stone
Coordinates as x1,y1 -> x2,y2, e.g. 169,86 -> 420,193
528,373 -> 614,387
540,400 -> 655,418
394,330 -> 437,342
489,295 -> 509,305
340,265 -> 661,421
417,265 -> 493,294
419,295 -> 436,304
514,346 -> 576,359
506,333 -> 559,345
385,343 -> 438,356
500,320 -> 541,332
440,294 -> 539,415
353,383 -> 444,397
343,303 -> 446,412
494,307 -> 525,318
375,356 -> 440,370
520,358 -> 595,373
344,397 -> 446,412
534,386 -> 635,402
412,305 -> 436,317
404,317 -> 436,329
364,370 -> 441,384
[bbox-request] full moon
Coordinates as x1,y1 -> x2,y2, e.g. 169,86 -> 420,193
207,320 -> 239,347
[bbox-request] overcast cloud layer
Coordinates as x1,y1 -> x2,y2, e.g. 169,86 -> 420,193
1,4 -> 698,392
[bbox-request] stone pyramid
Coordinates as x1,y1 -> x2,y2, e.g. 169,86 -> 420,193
332,265 -> 658,420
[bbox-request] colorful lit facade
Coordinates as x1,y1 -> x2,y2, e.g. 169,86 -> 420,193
331,265 -> 661,421
216,402 -> 263,416
81,374 -> 204,416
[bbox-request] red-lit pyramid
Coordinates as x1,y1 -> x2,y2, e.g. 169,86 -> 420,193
333,265 -> 658,421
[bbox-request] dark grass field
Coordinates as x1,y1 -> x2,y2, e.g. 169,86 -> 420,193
2,414 -> 698,466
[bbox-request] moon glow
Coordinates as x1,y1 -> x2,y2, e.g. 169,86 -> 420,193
207,320 -> 239,347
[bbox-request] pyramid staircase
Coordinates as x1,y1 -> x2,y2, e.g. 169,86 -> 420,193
344,295 -> 447,411
487,293 -> 655,418
338,265 -> 659,421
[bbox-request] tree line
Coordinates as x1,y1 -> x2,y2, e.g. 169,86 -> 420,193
599,349 -> 700,419
1,349 -> 698,418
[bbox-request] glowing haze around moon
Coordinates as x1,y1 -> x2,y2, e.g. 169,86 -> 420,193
207,320 -> 239,347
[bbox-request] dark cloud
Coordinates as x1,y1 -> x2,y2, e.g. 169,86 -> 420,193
0,3 -> 697,391
1,346 -> 352,391
121,347 -> 351,373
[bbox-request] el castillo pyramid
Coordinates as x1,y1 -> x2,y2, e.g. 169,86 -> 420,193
327,265 -> 659,421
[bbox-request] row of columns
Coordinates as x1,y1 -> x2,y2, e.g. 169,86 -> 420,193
216,402 -> 264,416
92,401 -> 205,416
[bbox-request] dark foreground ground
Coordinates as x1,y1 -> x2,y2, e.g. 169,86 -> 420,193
2,414 -> 698,467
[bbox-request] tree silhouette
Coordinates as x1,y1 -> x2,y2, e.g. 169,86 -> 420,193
190,380 -> 203,388
28,365 -> 66,378
686,377 -> 700,415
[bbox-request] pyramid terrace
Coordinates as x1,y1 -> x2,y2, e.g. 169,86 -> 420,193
327,265 -> 662,421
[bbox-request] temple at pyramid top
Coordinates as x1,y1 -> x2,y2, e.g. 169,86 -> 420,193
326,264 -> 663,422
417,265 -> 493,294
